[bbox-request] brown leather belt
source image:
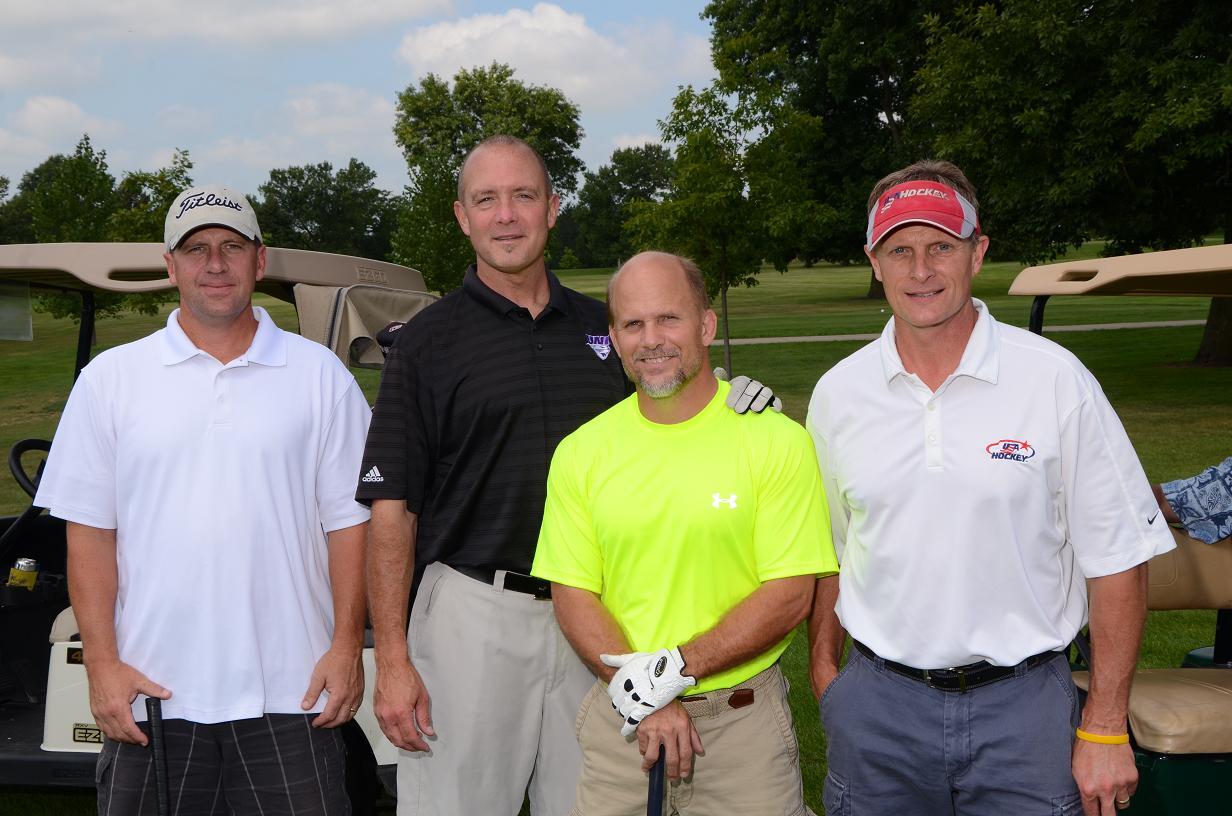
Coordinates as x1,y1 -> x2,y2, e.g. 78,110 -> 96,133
452,565 -> 552,600
853,640 -> 1062,693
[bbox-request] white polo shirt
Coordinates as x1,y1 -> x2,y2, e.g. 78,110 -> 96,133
806,299 -> 1174,669
35,307 -> 372,723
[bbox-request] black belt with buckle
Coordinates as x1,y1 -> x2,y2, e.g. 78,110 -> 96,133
452,565 -> 552,600
853,640 -> 1060,693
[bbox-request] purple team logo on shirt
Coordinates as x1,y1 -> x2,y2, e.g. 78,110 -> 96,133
586,334 -> 611,361
986,439 -> 1036,462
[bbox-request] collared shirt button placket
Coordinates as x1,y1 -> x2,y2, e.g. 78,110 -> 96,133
924,398 -> 943,468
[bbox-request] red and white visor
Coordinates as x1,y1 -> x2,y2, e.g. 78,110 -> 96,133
866,180 -> 979,249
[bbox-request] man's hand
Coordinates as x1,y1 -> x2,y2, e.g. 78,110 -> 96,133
373,658 -> 435,751
1074,739 -> 1137,815
302,645 -> 364,728
715,368 -> 782,414
638,701 -> 704,781
810,661 -> 840,701
601,647 -> 696,737
85,657 -> 170,745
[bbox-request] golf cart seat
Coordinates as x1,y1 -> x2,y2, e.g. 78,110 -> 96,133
1072,527 -> 1232,755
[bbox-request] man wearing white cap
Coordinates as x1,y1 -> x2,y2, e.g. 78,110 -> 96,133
806,160 -> 1175,816
35,185 -> 371,814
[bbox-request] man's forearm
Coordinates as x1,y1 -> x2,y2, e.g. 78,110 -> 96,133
680,574 -> 817,681
326,522 -> 367,653
808,575 -> 845,671
367,500 -> 417,664
1083,565 -> 1148,732
66,522 -> 122,667
552,583 -> 631,681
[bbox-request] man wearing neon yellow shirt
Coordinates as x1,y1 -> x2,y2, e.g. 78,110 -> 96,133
532,251 -> 836,815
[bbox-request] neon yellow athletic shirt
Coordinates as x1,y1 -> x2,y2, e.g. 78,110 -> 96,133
533,381 -> 837,693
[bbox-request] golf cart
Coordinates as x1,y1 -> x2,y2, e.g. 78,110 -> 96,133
1010,244 -> 1232,815
0,242 -> 436,807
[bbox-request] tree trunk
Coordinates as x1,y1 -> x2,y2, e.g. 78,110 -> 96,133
865,270 -> 885,300
720,284 -> 733,375
1193,297 -> 1232,366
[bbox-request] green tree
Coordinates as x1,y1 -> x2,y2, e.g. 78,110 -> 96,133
255,158 -> 398,259
390,149 -> 472,293
27,135 -> 116,242
390,63 -> 584,292
15,136 -> 118,320
626,86 -> 764,374
705,0 -> 943,296
573,144 -> 674,267
0,175 -> 31,245
914,0 -> 1232,364
108,149 -> 193,242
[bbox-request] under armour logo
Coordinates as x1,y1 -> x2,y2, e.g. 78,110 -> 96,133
712,493 -> 738,509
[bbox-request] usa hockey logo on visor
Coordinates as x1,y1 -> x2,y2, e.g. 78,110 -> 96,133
986,439 -> 1036,462
586,334 -> 611,360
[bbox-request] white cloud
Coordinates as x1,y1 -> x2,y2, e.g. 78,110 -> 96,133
0,51 -> 97,91
190,84 -> 407,192
284,84 -> 396,149
11,96 -> 121,142
2,0 -> 452,44
397,3 -> 713,117
0,128 -> 48,176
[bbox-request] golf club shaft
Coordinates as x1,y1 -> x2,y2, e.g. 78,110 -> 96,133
647,750 -> 665,816
145,696 -> 170,816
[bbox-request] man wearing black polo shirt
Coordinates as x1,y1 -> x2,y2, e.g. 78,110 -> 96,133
357,135 -> 624,815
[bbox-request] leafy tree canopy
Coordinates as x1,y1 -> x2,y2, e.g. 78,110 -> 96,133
391,63 -> 584,292
255,158 -> 398,260
573,143 -> 674,267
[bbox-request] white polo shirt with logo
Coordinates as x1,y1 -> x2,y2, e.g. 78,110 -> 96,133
806,299 -> 1174,669
35,307 -> 372,723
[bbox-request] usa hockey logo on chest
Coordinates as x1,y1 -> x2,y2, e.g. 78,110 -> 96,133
586,334 -> 611,360
986,439 -> 1035,462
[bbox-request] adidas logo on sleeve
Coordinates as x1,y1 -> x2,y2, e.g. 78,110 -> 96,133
361,466 -> 384,483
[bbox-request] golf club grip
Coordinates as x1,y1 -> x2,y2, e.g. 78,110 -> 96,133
145,697 -> 170,816
646,751 -> 666,815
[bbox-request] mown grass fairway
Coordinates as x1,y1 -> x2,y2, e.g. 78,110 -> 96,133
1,252 -> 1228,813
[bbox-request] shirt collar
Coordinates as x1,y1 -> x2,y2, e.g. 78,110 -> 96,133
878,298 -> 999,385
461,264 -> 571,318
159,306 -> 287,367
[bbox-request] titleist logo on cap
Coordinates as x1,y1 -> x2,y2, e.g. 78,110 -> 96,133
175,192 -> 245,221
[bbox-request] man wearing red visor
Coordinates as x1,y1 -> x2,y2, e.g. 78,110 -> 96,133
805,160 -> 1173,816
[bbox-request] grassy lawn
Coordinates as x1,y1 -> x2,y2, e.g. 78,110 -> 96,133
1,250 -> 1228,813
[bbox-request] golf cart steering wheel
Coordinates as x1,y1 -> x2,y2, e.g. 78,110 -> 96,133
9,439 -> 51,499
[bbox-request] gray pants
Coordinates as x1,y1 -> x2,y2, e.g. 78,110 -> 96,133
820,648 -> 1082,815
396,563 -> 592,816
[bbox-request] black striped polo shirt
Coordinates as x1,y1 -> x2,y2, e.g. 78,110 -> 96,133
356,265 -> 629,574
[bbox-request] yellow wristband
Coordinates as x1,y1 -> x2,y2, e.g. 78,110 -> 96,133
1075,728 -> 1129,745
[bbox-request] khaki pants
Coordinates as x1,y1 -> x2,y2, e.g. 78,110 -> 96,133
572,664 -> 813,816
397,563 -> 593,816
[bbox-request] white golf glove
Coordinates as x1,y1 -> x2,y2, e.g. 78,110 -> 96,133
714,368 -> 783,414
601,647 -> 697,737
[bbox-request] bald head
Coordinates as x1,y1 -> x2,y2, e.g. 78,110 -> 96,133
607,251 -> 709,325
457,135 -> 553,202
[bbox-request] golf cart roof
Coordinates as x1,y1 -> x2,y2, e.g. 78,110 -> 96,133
0,242 -> 437,372
0,242 -> 428,299
1009,243 -> 1232,298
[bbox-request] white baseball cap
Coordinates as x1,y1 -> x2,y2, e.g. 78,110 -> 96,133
164,184 -> 262,252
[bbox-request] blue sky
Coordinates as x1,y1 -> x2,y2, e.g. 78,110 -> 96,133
0,1 -> 717,200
